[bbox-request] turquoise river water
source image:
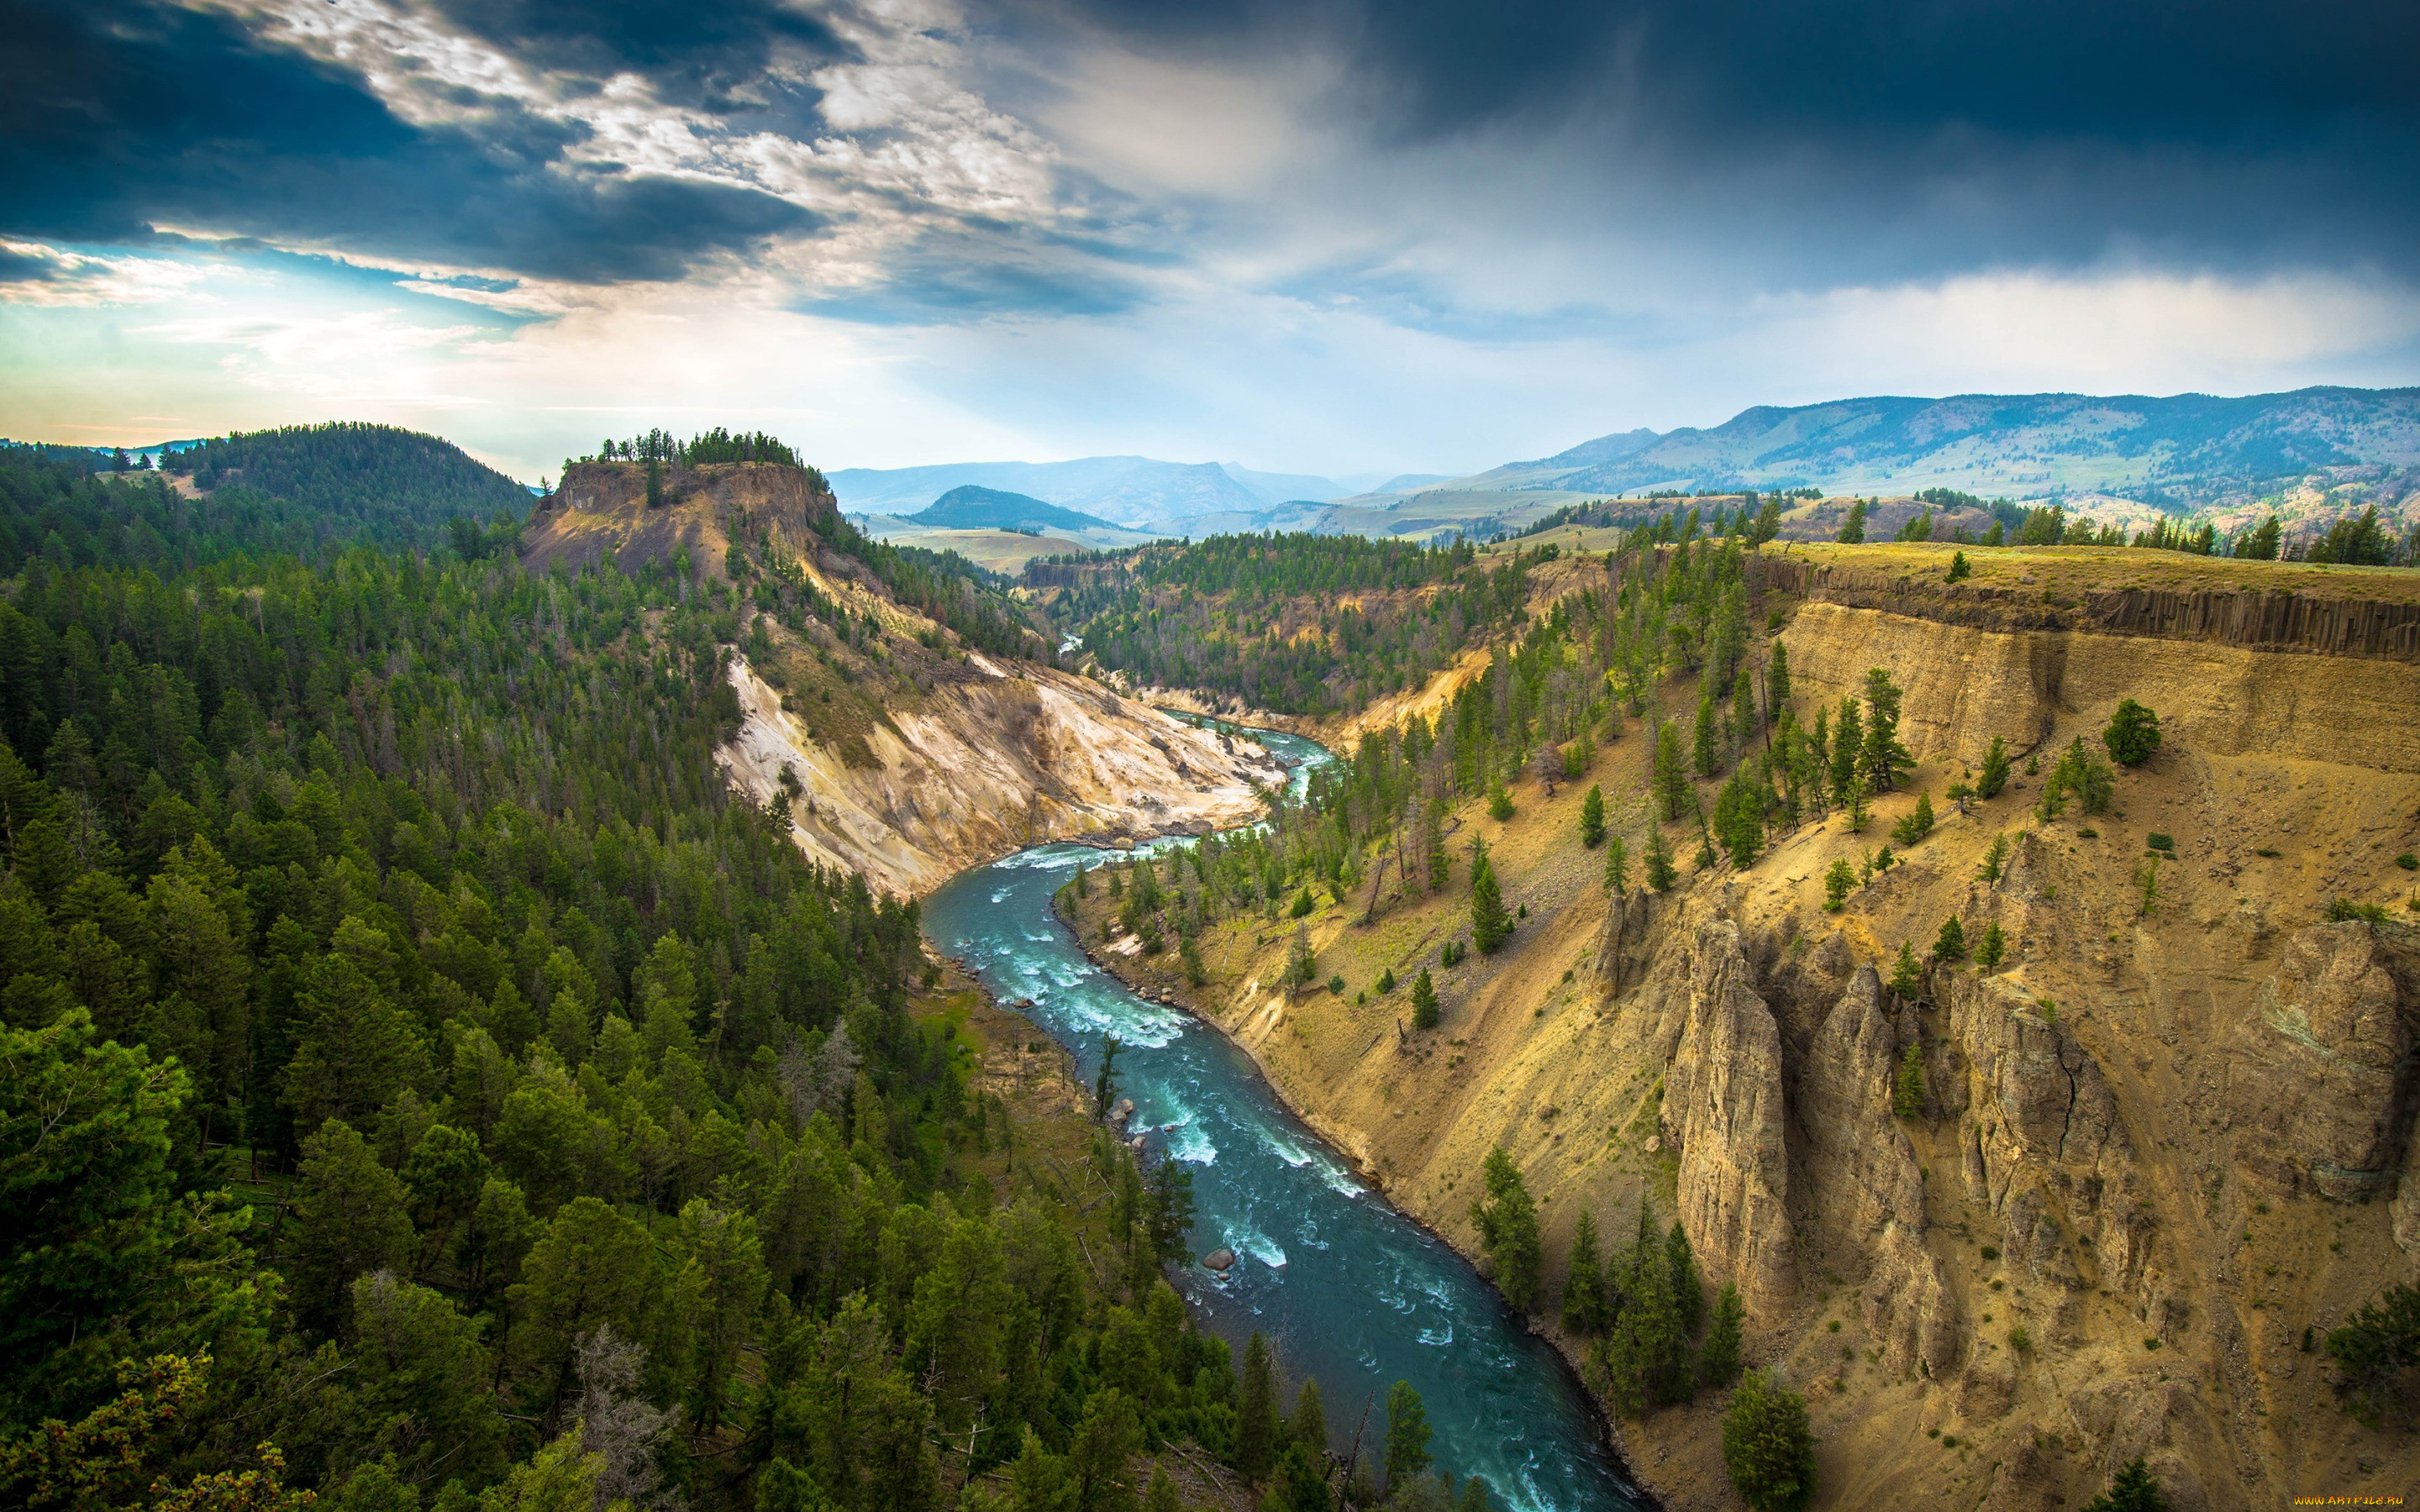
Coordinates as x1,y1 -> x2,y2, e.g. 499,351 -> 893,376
920,727 -> 1648,1512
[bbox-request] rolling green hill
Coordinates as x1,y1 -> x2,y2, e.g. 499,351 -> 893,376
911,484 -> 1125,533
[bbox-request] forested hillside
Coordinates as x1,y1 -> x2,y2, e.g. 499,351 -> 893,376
0,440 -> 1451,1512
1033,533 -> 1552,717
173,423 -> 533,538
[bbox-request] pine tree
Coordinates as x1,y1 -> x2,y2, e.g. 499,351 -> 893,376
1665,1221 -> 1703,1334
1838,499 -> 1866,543
1858,669 -> 1912,793
1699,1283 -> 1745,1388
1722,1368 -> 1817,1512
1469,1147 -> 1542,1312
1713,770 -> 1763,868
2103,699 -> 2162,767
1599,1198 -> 1689,1413
1976,737 -> 2011,799
1933,914 -> 1966,962
1888,942 -> 1923,1002
1694,689 -> 1723,777
1423,800 -> 1450,891
289,1117 -> 416,1334
1147,1466 -> 1182,1512
1383,1380 -> 1433,1485
1644,826 -> 1677,893
1892,1042 -> 1927,1120
1830,697 -> 1862,802
1410,969 -> 1439,1030
1977,921 -> 2007,970
1237,1331 -> 1280,1482
1764,641 -> 1791,729
1823,858 -> 1856,911
1292,1378 -> 1328,1459
1653,720 -> 1690,822
1603,836 -> 1629,895
1978,831 -> 2010,883
1469,841 -> 1510,955
1732,665 -> 1758,748
1562,1210 -> 1609,1335
1286,927 -> 1318,990
2078,1459 -> 2168,1512
1580,785 -> 1606,848
1947,550 -> 1972,581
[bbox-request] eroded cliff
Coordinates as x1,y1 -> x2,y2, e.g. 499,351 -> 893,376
1065,557 -> 2420,1510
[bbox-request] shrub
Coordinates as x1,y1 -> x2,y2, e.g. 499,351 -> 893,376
1376,968 -> 1397,995
2007,1325 -> 2032,1352
1327,974 -> 1345,995
2398,853 -> 2418,871
2102,700 -> 2162,766
1290,890 -> 1314,918
2146,832 -> 2174,853
1487,785 -> 1516,821
2328,899 -> 2391,924
2328,1282 -> 2420,1425
1721,1369 -> 1817,1511
2254,847 -> 2281,858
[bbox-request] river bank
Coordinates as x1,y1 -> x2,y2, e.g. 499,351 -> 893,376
1049,888 -> 1690,1512
921,735 -> 1649,1512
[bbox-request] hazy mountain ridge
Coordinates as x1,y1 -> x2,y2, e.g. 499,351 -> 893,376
1473,386 -> 2420,508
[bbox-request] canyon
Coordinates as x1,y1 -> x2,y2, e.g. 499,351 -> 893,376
1061,540 -> 2420,1510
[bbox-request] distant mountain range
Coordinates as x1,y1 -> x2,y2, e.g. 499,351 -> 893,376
830,457 -> 1397,535
835,388 -> 2420,548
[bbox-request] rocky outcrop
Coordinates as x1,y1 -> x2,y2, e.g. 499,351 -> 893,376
1948,975 -> 2154,1298
526,459 -> 839,577
1798,967 -> 1960,1374
1591,885 -> 1655,997
1660,921 -> 1797,1318
2227,921 -> 2413,1201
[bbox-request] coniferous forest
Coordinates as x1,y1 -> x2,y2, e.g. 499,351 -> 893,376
0,440 -> 1447,1512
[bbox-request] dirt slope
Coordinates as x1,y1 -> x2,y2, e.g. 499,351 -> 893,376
1071,554 -> 2420,1510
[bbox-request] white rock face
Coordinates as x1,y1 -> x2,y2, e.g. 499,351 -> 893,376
718,652 -> 1288,896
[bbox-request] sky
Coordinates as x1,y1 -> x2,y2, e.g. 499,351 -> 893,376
2,0 -> 2416,483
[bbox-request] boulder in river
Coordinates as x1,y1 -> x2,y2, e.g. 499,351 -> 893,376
1202,1248 -> 1236,1272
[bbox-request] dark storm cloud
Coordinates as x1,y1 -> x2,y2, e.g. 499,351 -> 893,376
424,0 -> 850,112
0,0 -> 816,283
1047,0 -> 2420,275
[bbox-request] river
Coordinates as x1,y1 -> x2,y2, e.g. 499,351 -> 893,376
920,727 -> 1649,1512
